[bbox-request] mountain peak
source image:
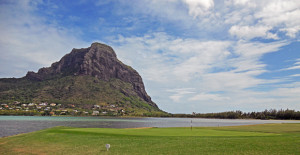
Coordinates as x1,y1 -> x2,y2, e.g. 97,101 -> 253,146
26,42 -> 118,79
89,42 -> 117,58
25,43 -> 156,107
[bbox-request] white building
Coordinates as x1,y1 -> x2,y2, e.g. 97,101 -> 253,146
92,111 -> 100,115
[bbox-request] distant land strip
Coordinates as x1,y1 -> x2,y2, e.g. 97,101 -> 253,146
0,102 -> 299,120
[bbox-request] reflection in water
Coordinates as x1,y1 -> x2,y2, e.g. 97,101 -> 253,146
0,116 -> 299,137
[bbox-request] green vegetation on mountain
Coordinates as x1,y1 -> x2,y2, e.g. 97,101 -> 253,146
0,76 -> 164,115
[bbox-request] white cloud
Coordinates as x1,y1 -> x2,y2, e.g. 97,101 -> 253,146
182,0 -> 214,18
227,88 -> 300,111
167,88 -> 195,102
291,74 -> 300,77
0,1 -> 87,77
201,72 -> 263,91
280,26 -> 300,38
229,25 -> 278,40
189,93 -> 230,101
122,0 -> 300,40
109,32 -> 293,113
238,0 -> 300,39
193,41 -> 287,92
172,41 -> 231,81
230,0 -> 253,6
255,1 -> 300,38
281,58 -> 300,71
274,87 -> 300,97
233,40 -> 287,58
111,33 -> 232,83
285,66 -> 300,70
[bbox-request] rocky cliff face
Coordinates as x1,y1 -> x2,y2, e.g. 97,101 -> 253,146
25,42 -> 157,108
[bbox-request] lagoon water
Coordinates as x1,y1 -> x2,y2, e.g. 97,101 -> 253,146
0,116 -> 299,137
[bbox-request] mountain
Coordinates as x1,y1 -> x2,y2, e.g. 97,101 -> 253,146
0,43 -> 165,116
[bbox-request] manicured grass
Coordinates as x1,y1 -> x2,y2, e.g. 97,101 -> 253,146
0,124 -> 299,155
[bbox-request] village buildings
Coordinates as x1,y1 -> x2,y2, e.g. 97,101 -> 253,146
0,101 -> 126,116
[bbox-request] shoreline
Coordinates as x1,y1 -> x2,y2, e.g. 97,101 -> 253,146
1,114 -> 300,121
1,116 -> 299,138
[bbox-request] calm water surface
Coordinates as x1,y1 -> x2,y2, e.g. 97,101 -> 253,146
0,116 -> 299,137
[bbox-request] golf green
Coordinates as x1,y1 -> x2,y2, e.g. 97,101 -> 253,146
0,123 -> 299,154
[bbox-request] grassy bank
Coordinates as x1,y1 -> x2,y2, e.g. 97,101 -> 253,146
0,124 -> 299,154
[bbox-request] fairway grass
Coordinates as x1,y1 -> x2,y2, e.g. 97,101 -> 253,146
0,124 -> 299,155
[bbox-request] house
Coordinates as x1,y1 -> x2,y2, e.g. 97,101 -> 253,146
110,105 -> 116,108
68,104 -> 75,108
36,106 -> 42,109
92,111 -> 99,115
94,105 -> 100,109
44,107 -> 51,111
28,103 -> 35,106
39,103 -> 48,106
1,104 -> 8,108
109,109 -> 117,112
50,103 -> 56,106
102,111 -> 107,114
21,104 -> 27,107
14,101 -> 21,105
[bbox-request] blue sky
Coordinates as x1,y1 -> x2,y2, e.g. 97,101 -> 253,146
0,0 -> 299,113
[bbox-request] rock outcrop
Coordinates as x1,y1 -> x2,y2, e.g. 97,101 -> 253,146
25,42 -> 157,108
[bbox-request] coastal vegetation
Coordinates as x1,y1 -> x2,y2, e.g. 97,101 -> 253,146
1,101 -> 299,120
173,109 -> 300,120
0,123 -> 299,154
